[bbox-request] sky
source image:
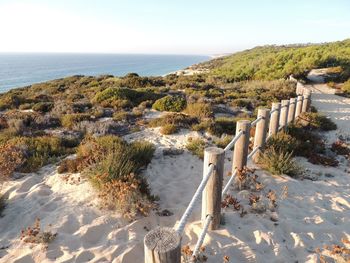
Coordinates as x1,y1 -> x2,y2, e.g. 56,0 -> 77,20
0,0 -> 349,55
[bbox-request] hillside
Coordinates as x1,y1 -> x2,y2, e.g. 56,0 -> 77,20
202,39 -> 350,82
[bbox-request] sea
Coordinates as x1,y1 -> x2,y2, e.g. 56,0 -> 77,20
0,53 -> 209,93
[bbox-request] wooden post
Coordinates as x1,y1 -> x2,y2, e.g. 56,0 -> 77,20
144,227 -> 181,263
302,91 -> 311,112
233,120 -> 251,171
269,102 -> 281,136
202,147 -> 224,230
295,95 -> 303,119
287,98 -> 296,123
279,100 -> 289,131
252,108 -> 270,162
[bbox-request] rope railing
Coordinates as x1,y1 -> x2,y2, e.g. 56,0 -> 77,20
251,116 -> 263,127
144,82 -> 312,263
222,169 -> 238,197
224,130 -> 244,152
175,163 -> 215,235
247,146 -> 260,160
192,215 -> 213,258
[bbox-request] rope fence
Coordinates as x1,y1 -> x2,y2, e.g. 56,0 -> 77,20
144,83 -> 312,263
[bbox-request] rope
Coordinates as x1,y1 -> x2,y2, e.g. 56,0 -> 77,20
247,146 -> 260,160
192,215 -> 213,258
224,130 -> 244,152
222,169 -> 238,197
175,164 -> 215,235
270,108 -> 278,115
251,116 -> 263,127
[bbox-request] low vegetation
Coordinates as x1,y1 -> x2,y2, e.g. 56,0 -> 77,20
186,138 -> 206,159
20,218 -> 57,246
152,95 -> 186,112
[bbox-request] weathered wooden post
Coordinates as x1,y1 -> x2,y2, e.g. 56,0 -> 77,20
295,95 -> 303,119
302,91 -> 311,112
144,227 -> 181,263
279,100 -> 289,131
202,147 -> 224,230
252,108 -> 270,162
287,98 -> 297,123
269,102 -> 281,136
233,120 -> 251,170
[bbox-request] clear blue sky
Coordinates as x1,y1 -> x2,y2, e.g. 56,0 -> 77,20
0,0 -> 349,54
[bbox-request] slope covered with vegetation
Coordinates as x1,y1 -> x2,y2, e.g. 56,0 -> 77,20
204,39 -> 350,82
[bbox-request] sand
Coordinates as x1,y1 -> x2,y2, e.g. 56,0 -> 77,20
0,83 -> 350,262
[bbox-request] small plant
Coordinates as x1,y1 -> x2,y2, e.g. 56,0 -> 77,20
20,218 -> 57,246
160,124 -> 178,135
297,112 -> 337,131
221,195 -> 241,210
265,132 -> 297,154
61,113 -> 91,129
186,138 -> 206,159
149,113 -> 198,129
331,140 -> 350,157
234,167 -> 260,191
152,95 -> 186,112
318,238 -> 350,262
182,245 -> 207,263
96,173 -> 154,219
214,135 -> 233,148
308,154 -> 339,167
183,103 -> 213,119
259,148 -> 301,177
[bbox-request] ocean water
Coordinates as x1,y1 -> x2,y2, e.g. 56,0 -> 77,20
0,53 -> 209,93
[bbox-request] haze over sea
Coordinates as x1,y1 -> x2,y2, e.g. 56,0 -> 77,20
0,53 -> 209,93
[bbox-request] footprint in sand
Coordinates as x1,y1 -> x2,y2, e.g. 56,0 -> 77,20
81,224 -> 111,248
75,250 -> 95,263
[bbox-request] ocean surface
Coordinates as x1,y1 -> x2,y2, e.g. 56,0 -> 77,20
0,53 -> 209,93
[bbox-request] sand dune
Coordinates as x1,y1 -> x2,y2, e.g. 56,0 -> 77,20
0,85 -> 350,262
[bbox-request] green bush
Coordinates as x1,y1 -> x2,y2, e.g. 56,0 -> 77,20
61,113 -> 91,129
183,103 -> 213,119
152,95 -> 186,112
186,138 -> 206,159
93,87 -> 161,107
160,124 -> 178,135
231,98 -> 253,110
259,148 -> 301,177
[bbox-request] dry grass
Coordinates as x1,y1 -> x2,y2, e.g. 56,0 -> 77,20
20,218 -> 57,246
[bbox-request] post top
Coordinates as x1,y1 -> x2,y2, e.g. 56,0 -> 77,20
205,147 -> 225,155
272,102 -> 281,108
144,227 -> 181,253
236,120 -> 251,125
281,99 -> 290,104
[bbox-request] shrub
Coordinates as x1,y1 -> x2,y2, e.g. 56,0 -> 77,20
0,143 -> 25,179
96,173 -> 154,219
160,124 -> 178,135
265,132 -> 297,154
331,140 -> 350,156
152,95 -> 186,112
214,135 -> 233,148
297,112 -> 337,131
308,154 -> 339,167
32,102 -> 53,113
259,148 -> 301,177
93,87 -> 161,107
186,138 -> 206,159
8,136 -> 70,173
341,79 -> 350,95
287,125 -> 325,157
57,158 -> 79,174
191,117 -> 237,137
61,114 -> 91,129
231,98 -> 253,110
20,218 -> 57,245
149,113 -> 198,129
183,103 -> 213,119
